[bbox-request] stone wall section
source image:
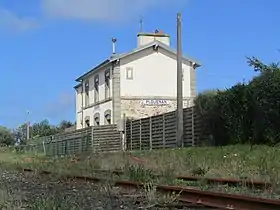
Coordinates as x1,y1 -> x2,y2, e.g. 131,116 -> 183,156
121,99 -> 193,119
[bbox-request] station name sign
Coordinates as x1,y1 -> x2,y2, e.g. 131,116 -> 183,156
141,100 -> 168,106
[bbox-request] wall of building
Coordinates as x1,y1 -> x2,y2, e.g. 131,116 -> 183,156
75,85 -> 83,114
119,47 -> 192,99
76,112 -> 83,129
76,63 -> 114,128
119,46 -> 195,119
76,44 -> 198,127
75,85 -> 82,129
121,98 -> 193,119
81,65 -> 113,107
137,33 -> 170,47
112,64 -> 121,125
82,100 -> 113,126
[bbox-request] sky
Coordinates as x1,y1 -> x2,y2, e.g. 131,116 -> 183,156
0,0 -> 279,129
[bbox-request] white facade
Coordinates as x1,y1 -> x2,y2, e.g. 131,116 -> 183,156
120,47 -> 191,98
75,31 -> 201,129
137,32 -> 170,47
75,64 -> 113,129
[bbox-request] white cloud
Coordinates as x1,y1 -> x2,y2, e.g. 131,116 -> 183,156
0,8 -> 38,32
41,0 -> 185,22
0,0 -> 186,32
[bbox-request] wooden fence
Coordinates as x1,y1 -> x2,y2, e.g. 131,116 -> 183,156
19,125 -> 123,156
125,106 -> 205,150
18,107 -> 207,155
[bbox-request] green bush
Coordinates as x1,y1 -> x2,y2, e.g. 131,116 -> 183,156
0,126 -> 14,146
195,57 -> 280,146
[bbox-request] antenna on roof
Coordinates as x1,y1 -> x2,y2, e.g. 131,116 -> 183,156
139,16 -> 143,32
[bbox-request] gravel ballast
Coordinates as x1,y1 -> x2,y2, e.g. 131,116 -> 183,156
0,170 -> 200,210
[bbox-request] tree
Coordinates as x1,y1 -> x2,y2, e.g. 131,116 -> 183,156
30,119 -> 58,138
0,126 -> 15,146
247,56 -> 280,74
58,120 -> 74,131
13,123 -> 27,145
195,56 -> 280,146
29,119 -> 75,139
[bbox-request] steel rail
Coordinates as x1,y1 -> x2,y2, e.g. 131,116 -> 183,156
84,169 -> 271,189
22,168 -> 280,210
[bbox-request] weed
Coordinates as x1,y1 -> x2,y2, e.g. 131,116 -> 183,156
3,144 -> 280,200
98,175 -> 117,210
29,196 -> 78,210
124,164 -> 154,182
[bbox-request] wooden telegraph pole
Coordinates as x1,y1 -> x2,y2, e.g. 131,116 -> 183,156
176,13 -> 184,147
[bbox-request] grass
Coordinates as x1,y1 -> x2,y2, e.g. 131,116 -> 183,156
3,144 -> 280,181
1,144 -> 280,206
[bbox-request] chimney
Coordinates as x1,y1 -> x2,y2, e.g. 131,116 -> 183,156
137,29 -> 170,47
112,37 -> 117,54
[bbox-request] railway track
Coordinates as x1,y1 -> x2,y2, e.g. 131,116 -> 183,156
22,168 -> 280,210
80,168 -> 271,189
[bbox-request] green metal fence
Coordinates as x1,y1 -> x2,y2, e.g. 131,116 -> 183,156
15,125 -> 123,156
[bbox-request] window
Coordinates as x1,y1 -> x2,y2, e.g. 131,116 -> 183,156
126,67 -> 133,80
94,75 -> 99,103
84,80 -> 89,107
104,110 -> 111,125
85,116 -> 90,127
94,113 -> 100,126
104,70 -> 110,99
182,68 -> 184,81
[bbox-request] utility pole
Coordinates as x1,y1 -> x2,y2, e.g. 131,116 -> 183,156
26,109 -> 30,140
176,13 -> 184,147
26,121 -> 30,140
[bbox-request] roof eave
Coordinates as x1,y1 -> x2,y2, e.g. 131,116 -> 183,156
154,41 -> 202,67
181,56 -> 202,68
110,40 -> 202,68
73,83 -> 82,89
75,59 -> 111,82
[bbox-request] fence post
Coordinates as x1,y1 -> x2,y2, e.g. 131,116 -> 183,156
50,142 -> 53,156
130,120 -> 133,151
42,141 -> 46,155
191,107 -> 195,146
55,140 -> 58,157
64,139 -> 68,156
121,114 -> 125,151
139,119 -> 142,150
162,114 -> 165,148
121,113 -> 126,151
149,117 -> 152,150
91,126 -> 94,150
79,137 -> 83,153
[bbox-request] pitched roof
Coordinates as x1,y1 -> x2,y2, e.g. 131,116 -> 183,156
75,40 -> 201,82
75,59 -> 110,82
111,40 -> 202,66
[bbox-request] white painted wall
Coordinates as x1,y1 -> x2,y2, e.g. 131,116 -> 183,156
75,85 -> 82,113
75,63 -> 113,128
75,45 -> 197,129
76,112 -> 82,129
81,65 -> 113,106
137,34 -> 170,47
119,47 -> 192,98
82,100 -> 113,126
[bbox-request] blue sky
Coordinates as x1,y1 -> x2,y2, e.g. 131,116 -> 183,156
0,0 -> 279,128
